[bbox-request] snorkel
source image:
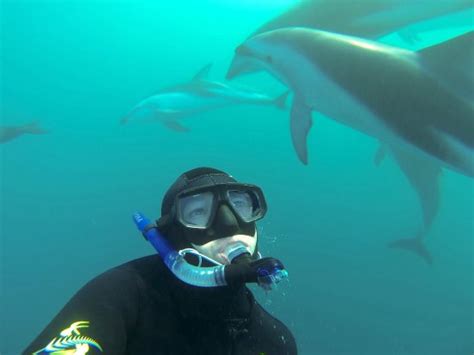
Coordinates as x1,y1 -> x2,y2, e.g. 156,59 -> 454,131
133,212 -> 288,290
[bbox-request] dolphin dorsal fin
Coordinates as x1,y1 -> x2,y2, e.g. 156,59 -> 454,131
192,63 -> 213,81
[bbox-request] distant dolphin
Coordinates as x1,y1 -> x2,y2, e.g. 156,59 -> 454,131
0,121 -> 48,144
227,28 -> 474,262
252,0 -> 473,43
121,64 -> 288,131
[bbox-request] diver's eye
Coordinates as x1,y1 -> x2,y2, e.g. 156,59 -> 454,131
189,208 -> 206,218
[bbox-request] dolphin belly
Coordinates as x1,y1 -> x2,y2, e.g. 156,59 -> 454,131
430,126 -> 474,176
282,28 -> 474,176
134,92 -> 229,121
285,46 -> 388,140
147,92 -> 226,112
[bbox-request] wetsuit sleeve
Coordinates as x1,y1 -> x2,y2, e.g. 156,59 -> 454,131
22,266 -> 141,355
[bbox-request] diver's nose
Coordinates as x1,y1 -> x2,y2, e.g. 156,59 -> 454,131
213,204 -> 240,236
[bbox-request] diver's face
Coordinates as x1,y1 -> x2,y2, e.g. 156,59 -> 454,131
182,203 -> 258,264
192,232 -> 257,265
170,183 -> 266,263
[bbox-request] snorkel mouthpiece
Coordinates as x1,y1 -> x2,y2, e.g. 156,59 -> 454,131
132,212 -> 288,290
226,243 -> 251,263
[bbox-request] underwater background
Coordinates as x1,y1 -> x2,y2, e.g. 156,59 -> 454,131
1,0 -> 473,354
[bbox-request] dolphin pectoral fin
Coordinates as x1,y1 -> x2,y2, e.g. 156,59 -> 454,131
391,146 -> 441,229
290,97 -> 313,165
374,143 -> 386,166
192,63 -> 213,81
162,120 -> 190,132
388,234 -> 433,265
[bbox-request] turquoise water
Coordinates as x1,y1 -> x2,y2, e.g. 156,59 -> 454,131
1,1 -> 473,354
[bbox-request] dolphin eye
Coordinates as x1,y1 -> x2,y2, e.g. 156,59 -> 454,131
265,55 -> 273,63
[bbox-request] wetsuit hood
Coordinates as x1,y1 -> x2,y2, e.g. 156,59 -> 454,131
157,167 -> 262,259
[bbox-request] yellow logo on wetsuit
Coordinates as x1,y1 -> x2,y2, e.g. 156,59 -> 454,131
32,321 -> 103,354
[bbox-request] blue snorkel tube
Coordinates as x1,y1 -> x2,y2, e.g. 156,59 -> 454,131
133,212 -> 226,287
132,212 -> 288,290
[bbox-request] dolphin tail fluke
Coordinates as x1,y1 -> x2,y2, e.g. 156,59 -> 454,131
273,91 -> 290,110
388,235 -> 432,265
24,121 -> 48,135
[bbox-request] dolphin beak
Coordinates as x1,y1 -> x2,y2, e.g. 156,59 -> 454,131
226,54 -> 261,80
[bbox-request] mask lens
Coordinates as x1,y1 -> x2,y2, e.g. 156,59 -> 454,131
227,190 -> 262,222
178,191 -> 214,228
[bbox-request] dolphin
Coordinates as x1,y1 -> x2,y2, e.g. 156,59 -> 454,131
227,28 -> 474,175
252,0 -> 473,43
121,63 -> 288,131
227,28 -> 474,262
247,0 -> 473,257
0,121 -> 48,144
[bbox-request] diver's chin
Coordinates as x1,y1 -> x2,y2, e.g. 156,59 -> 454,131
192,232 -> 257,265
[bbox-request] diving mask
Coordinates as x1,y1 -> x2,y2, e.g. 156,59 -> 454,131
171,183 -> 267,229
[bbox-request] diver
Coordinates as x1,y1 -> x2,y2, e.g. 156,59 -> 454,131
24,167 -> 297,354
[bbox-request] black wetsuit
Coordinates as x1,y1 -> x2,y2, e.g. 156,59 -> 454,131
24,255 -> 297,354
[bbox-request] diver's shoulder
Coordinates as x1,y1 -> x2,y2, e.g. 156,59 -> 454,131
114,254 -> 172,287
107,254 -> 167,280
83,254 -> 165,289
117,254 -> 166,272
